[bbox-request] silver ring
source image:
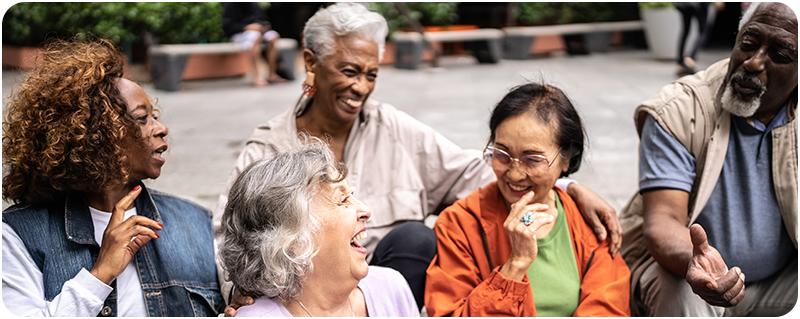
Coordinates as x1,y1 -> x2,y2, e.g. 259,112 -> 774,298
520,212 -> 534,226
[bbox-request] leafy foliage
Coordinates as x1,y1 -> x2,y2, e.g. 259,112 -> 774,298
369,2 -> 459,35
2,2 -> 226,46
637,2 -> 674,10
515,2 -> 640,25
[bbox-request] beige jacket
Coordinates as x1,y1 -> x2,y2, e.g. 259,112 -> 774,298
619,58 -> 798,311
214,95 -> 495,301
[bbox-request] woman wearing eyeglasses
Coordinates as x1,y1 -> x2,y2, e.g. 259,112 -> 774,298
424,83 -> 631,317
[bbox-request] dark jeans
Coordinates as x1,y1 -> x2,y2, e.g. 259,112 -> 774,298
675,2 -> 711,64
370,221 -> 437,311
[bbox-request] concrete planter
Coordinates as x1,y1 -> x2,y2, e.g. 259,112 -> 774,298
640,7 -> 700,60
502,35 -> 535,59
392,25 -> 483,69
583,31 -> 615,53
563,31 -> 614,55
504,34 -> 569,59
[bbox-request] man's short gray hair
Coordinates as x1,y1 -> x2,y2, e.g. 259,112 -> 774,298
302,2 -> 388,61
219,136 -> 347,301
739,2 -> 763,31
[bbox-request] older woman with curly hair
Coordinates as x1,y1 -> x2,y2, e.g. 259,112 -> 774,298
2,37 -> 224,316
219,136 -> 418,317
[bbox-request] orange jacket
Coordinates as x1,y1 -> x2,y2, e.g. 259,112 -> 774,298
425,182 -> 631,317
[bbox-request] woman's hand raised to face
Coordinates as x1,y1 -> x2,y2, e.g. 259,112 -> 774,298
89,186 -> 164,285
500,191 -> 554,281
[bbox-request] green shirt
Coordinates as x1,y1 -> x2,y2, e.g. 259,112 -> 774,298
526,192 -> 581,317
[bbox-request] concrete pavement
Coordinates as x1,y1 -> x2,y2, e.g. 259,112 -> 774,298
2,47 -> 731,213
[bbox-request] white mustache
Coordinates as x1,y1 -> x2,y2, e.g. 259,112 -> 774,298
731,72 -> 766,96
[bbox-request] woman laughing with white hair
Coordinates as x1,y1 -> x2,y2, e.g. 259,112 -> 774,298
219,137 -> 418,317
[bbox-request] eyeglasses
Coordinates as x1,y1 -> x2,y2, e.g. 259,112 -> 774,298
483,143 -> 561,176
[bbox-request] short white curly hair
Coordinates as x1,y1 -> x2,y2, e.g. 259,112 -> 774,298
219,135 -> 347,301
302,2 -> 388,61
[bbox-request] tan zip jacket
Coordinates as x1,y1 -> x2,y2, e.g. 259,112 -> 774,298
619,58 -> 798,312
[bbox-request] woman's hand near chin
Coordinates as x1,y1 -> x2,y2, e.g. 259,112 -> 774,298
499,191 -> 554,281
89,186 -> 164,285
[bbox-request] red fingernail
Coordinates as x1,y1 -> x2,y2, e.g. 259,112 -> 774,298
158,223 -> 164,228
154,232 -> 160,238
133,185 -> 141,192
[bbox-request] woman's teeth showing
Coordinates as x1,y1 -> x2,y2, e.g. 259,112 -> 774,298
508,183 -> 530,192
351,231 -> 367,247
344,99 -> 362,108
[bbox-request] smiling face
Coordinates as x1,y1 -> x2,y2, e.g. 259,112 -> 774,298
310,176 -> 372,283
721,3 -> 798,118
304,35 -> 379,124
492,113 -> 568,207
114,78 -> 169,182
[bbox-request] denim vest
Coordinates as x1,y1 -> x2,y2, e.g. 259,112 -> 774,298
2,185 -> 225,316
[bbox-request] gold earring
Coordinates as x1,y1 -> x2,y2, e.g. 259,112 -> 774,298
302,71 -> 316,97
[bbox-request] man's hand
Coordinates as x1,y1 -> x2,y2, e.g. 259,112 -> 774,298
224,288 -> 254,317
685,224 -> 746,307
568,183 -> 622,257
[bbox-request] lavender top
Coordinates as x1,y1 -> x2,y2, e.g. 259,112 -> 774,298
236,266 -> 419,317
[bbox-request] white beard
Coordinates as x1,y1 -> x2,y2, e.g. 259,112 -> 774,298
720,75 -> 764,118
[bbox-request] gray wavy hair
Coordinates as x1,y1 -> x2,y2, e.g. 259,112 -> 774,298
219,136 -> 347,301
302,2 -> 388,61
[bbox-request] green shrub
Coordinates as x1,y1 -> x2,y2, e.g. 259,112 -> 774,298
369,2 -> 459,35
637,2 -> 674,10
515,2 -> 640,25
2,2 -> 226,47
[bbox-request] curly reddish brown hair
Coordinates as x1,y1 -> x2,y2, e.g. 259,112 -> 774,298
2,37 -> 141,206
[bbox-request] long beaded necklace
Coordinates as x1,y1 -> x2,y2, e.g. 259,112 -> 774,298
297,297 -> 354,317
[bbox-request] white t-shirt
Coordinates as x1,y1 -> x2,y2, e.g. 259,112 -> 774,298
2,207 -> 147,316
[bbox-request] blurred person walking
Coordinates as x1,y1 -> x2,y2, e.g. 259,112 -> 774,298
223,2 -> 288,87
675,2 -> 725,75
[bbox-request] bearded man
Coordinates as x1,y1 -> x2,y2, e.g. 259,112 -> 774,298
620,2 -> 798,316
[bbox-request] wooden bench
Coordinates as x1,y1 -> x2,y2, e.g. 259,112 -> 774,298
502,20 -> 643,59
148,38 -> 298,91
391,28 -> 504,69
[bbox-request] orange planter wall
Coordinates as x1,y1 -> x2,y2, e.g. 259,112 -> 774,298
4,45 -> 131,77
3,45 -> 43,69
531,34 -> 567,54
181,51 -> 249,80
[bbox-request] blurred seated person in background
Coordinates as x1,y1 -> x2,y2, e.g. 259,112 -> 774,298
1,37 -> 224,316
223,2 -> 287,87
620,2 -> 797,316
219,136 -> 418,317
217,3 -> 622,314
425,83 -> 630,317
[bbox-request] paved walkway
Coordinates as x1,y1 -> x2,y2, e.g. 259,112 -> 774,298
2,48 -> 731,213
